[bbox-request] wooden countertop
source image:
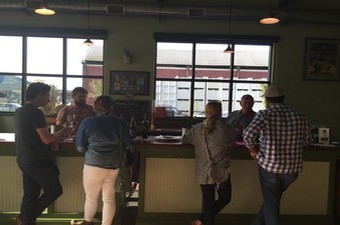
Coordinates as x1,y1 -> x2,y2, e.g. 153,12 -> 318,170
1,133 -> 340,160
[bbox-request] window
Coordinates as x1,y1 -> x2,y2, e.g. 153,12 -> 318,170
154,34 -> 277,117
0,32 -> 105,114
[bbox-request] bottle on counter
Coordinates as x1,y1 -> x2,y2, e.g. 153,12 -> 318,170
141,114 -> 149,139
129,117 -> 137,138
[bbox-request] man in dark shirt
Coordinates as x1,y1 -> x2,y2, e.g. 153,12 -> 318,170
225,94 -> 256,141
14,82 -> 69,225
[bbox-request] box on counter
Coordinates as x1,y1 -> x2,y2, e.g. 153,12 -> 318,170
318,128 -> 330,145
155,107 -> 166,118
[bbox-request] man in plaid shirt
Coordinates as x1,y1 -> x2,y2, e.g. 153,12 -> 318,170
243,86 -> 311,225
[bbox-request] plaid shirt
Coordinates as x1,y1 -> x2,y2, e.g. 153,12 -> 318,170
243,103 -> 311,174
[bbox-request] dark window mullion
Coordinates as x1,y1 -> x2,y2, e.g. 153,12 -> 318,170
62,38 -> 67,105
227,46 -> 235,114
22,36 -> 27,104
190,43 -> 196,117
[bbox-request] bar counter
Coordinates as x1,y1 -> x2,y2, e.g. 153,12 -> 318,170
135,137 -> 340,225
0,133 -> 339,225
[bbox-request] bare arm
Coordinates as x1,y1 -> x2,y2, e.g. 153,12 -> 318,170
55,106 -> 67,125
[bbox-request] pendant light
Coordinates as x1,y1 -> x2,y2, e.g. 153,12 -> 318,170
34,0 -> 55,16
83,0 -> 94,46
83,38 -> 94,46
223,44 -> 234,53
259,0 -> 280,25
223,0 -> 234,54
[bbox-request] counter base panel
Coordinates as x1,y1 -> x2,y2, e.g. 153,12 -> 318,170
0,156 -> 126,225
143,158 -> 329,214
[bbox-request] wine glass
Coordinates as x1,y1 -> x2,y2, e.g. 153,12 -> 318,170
64,113 -> 75,141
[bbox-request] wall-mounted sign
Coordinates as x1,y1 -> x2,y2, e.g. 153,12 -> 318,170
304,38 -> 340,81
110,70 -> 150,95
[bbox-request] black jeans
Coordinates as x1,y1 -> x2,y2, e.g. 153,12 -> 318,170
199,178 -> 232,225
18,161 -> 63,225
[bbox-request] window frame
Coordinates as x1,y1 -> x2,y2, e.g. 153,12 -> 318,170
154,33 -> 279,118
0,28 -> 106,114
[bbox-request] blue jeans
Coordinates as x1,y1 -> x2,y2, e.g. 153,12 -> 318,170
18,161 -> 63,225
251,166 -> 298,225
199,178 -> 232,225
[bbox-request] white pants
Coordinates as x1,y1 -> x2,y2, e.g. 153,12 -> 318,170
83,165 -> 120,225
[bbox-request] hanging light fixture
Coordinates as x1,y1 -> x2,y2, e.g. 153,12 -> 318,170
34,0 -> 55,16
223,0 -> 234,54
259,0 -> 280,25
83,0 -> 94,46
83,38 -> 94,46
223,44 -> 234,53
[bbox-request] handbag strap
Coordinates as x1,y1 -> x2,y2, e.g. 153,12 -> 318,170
118,120 -> 126,164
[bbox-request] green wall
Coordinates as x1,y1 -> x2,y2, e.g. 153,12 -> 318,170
1,10 -> 340,140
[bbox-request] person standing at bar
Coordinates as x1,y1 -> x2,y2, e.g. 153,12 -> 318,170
14,82 -> 70,225
71,95 -> 133,225
182,101 -> 233,225
56,87 -> 95,132
225,94 -> 256,141
243,86 -> 312,225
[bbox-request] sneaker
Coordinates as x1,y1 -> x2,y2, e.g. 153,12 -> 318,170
70,220 -> 94,225
190,220 -> 204,225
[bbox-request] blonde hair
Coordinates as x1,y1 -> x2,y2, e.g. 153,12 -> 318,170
204,101 -> 222,134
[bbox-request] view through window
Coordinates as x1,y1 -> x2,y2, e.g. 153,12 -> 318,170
155,41 -> 273,118
0,35 -> 104,114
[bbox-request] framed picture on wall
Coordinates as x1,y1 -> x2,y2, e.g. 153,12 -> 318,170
303,38 -> 340,81
109,70 -> 150,95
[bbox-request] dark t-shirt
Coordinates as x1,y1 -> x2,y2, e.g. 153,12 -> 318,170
14,103 -> 49,164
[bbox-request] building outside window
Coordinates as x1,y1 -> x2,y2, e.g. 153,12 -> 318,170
0,33 -> 105,114
154,35 -> 276,118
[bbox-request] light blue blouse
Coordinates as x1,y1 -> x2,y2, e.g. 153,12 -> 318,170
76,115 -> 133,169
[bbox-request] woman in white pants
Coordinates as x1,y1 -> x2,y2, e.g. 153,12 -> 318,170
71,95 -> 133,225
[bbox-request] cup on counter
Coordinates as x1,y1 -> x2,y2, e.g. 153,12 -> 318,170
182,127 -> 190,137
50,125 -> 56,134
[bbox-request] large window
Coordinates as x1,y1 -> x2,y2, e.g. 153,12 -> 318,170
0,33 -> 105,114
155,35 -> 276,118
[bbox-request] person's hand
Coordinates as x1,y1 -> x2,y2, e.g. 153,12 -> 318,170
250,151 -> 258,160
56,126 -> 73,137
248,146 -> 259,161
51,141 -> 59,151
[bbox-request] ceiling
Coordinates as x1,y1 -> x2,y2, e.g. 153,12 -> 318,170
1,0 -> 340,25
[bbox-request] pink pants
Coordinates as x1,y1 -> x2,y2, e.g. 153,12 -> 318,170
83,165 -> 120,225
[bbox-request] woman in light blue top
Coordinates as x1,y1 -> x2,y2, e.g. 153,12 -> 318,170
73,95 -> 133,225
